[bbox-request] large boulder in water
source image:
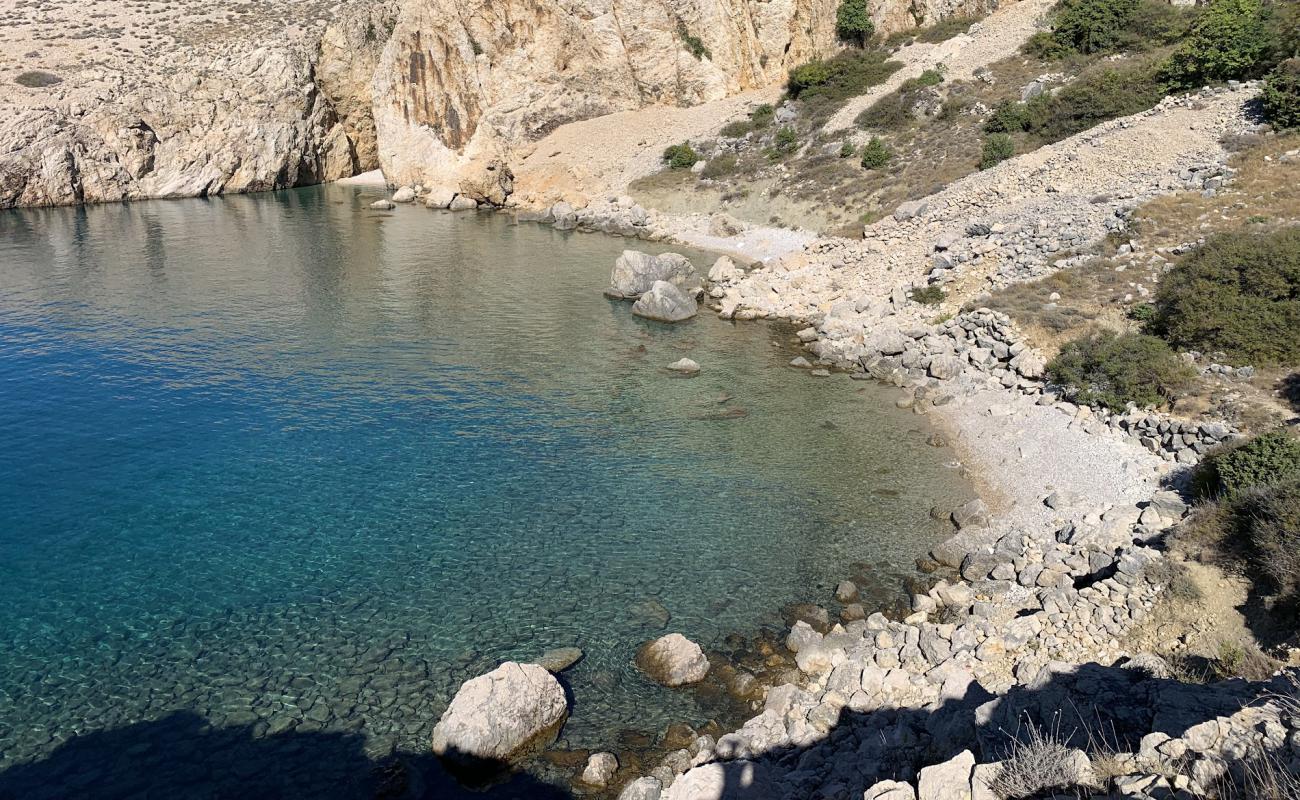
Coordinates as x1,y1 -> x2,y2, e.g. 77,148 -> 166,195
608,250 -> 696,299
632,281 -> 698,323
431,662 -> 568,777
636,633 -> 709,686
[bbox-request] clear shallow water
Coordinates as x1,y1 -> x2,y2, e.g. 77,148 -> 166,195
0,186 -> 968,798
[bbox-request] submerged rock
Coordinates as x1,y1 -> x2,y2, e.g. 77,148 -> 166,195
609,250 -> 696,299
636,633 -> 709,687
668,357 -> 701,375
632,281 -> 698,323
533,647 -> 584,673
430,662 -> 568,777
370,199 -> 395,210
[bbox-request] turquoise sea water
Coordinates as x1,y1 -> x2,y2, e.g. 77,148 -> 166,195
0,186 -> 968,798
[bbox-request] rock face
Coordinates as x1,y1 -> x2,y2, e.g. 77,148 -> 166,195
633,282 -> 700,323
430,662 -> 569,774
636,633 -> 710,687
0,3 -> 395,209
609,251 -> 697,299
371,0 -> 842,198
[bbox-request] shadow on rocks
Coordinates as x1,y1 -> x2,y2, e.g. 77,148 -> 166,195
0,710 -> 575,800
683,661 -> 1296,799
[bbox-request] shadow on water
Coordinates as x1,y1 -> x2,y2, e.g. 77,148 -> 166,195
0,711 -> 575,800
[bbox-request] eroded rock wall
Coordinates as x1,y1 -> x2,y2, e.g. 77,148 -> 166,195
371,0 -> 844,200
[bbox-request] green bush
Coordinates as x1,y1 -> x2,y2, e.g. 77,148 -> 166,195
839,140 -> 856,158
913,68 -> 945,88
860,136 -> 892,169
916,16 -> 979,43
856,68 -> 944,130
1046,331 -> 1196,410
1023,30 -> 1076,60
979,133 -> 1015,169
720,120 -> 754,138
1263,58 -> 1300,128
1053,0 -> 1141,54
773,127 -> 799,155
15,70 -> 62,88
787,50 -> 902,104
1162,0 -> 1272,89
1153,228 -> 1300,365
701,153 -> 738,178
751,104 -> 776,127
836,0 -> 876,47
1196,430 -> 1300,499
662,143 -> 700,169
910,285 -> 947,305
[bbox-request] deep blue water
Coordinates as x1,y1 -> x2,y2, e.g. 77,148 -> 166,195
0,185 -> 968,798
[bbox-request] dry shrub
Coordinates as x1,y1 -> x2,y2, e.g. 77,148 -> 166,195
990,721 -> 1094,799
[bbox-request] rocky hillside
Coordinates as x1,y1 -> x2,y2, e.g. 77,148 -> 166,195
0,0 -> 999,208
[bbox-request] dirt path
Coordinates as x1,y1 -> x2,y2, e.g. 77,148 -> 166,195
822,0 -> 1057,134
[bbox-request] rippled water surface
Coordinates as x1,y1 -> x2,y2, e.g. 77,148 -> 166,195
0,186 -> 969,797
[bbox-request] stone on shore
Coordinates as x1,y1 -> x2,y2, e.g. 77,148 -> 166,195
664,760 -> 772,800
636,633 -> 710,686
668,358 -> 701,375
951,499 -> 990,530
391,186 -> 416,203
533,647 -> 584,673
708,213 -> 746,237
633,281 -> 698,323
449,195 -> 479,212
425,188 -> 456,209
583,752 -> 619,787
369,199 -> 395,210
619,777 -> 664,800
609,251 -> 696,299
918,749 -> 975,800
430,662 -> 568,774
866,780 -> 918,800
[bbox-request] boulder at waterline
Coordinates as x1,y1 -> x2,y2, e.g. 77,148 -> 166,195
430,661 -> 568,778
582,752 -> 619,787
448,195 -> 479,212
369,199 -> 395,210
636,633 -> 709,686
533,647 -> 583,673
392,186 -> 416,203
425,187 -> 456,209
632,281 -> 698,323
608,250 -> 696,299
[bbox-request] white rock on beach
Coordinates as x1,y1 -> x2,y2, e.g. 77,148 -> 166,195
636,633 -> 710,686
633,281 -> 699,323
668,358 -> 701,375
425,187 -> 456,209
430,661 -> 568,770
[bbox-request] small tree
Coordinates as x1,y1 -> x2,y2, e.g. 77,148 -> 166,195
1162,0 -> 1271,88
836,0 -> 875,47
1263,58 -> 1300,128
979,134 -> 1015,169
662,143 -> 699,169
860,136 -> 892,169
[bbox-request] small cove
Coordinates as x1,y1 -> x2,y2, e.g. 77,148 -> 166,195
0,185 -> 971,797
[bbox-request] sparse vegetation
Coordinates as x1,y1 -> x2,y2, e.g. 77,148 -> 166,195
860,136 -> 892,169
662,142 -> 700,170
1046,331 -> 1195,410
1152,228 -> 1300,366
701,153 -> 738,179
984,60 -> 1165,144
989,722 -> 1093,800
676,21 -> 711,60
